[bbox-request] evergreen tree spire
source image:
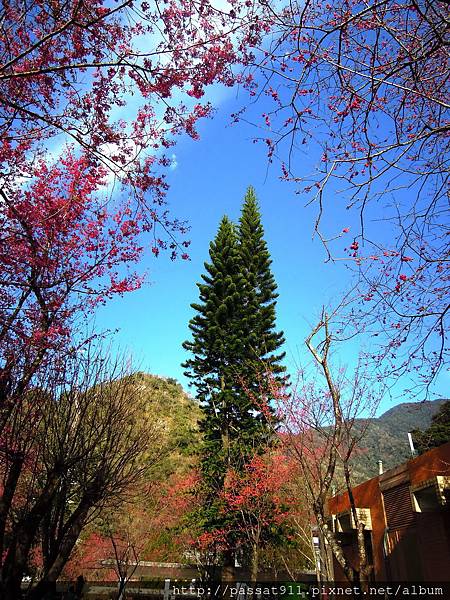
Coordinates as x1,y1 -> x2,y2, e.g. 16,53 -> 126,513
182,215 -> 243,406
238,186 -> 286,379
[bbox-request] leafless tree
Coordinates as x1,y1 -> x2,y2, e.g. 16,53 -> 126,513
0,346 -> 164,600
271,311 -> 384,586
102,512 -> 147,600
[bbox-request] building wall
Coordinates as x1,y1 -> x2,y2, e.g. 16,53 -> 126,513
327,442 -> 450,582
409,442 -> 450,487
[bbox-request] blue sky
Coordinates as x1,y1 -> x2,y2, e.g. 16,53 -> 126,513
94,83 -> 447,414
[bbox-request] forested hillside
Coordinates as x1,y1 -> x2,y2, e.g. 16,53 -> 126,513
129,372 -> 201,475
350,399 -> 447,482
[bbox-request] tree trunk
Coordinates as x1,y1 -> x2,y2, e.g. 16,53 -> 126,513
118,577 -> 127,600
0,454 -> 24,560
314,507 -> 356,583
26,506 -> 90,600
343,460 -> 370,590
1,472 -> 61,599
250,543 -> 259,583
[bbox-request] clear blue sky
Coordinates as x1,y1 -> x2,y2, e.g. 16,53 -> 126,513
94,83 -> 447,414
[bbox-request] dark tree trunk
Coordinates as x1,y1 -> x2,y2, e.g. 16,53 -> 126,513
0,454 -> 24,559
26,506 -> 90,600
1,472 -> 61,600
250,542 -> 259,583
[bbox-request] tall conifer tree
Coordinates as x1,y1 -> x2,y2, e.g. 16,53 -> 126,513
182,190 -> 286,553
183,216 -> 257,493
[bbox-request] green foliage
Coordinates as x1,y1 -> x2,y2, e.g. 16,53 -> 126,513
182,188 -> 286,550
183,216 -> 255,487
126,372 -> 201,476
412,400 -> 450,455
238,187 -> 286,381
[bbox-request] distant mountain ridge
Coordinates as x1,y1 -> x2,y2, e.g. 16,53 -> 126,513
351,399 -> 447,482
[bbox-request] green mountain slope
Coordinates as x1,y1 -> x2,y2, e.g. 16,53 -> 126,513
351,399 -> 447,482
126,372 -> 202,478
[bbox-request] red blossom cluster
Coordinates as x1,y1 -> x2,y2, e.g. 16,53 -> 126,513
222,452 -> 294,526
0,150 -> 148,389
0,0 -> 264,400
193,450 -> 297,558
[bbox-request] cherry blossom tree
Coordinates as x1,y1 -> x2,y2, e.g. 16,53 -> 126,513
0,153 -> 145,428
220,451 -> 297,582
0,10 -> 263,590
194,450 -> 301,582
1,0 -> 261,183
239,0 -> 449,391
91,473 -> 199,598
142,472 -> 201,561
0,0 -> 266,404
0,3 -> 269,594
